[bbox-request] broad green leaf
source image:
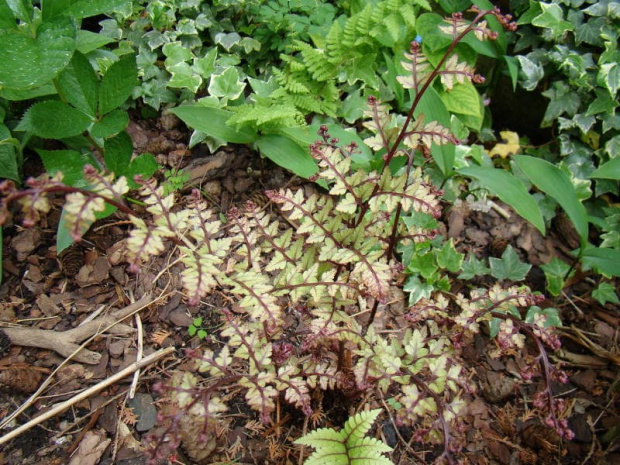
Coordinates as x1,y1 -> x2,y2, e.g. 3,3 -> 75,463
514,155 -> 588,245
42,0 -> 72,20
90,110 -> 129,139
208,67 -> 246,100
257,134 -> 317,179
37,149 -> 90,186
540,257 -> 572,296
592,282 -> 620,305
0,124 -> 19,182
489,245 -> 531,281
0,82 -> 57,101
438,81 -> 484,131
17,101 -> 91,139
126,153 -> 159,187
171,105 -> 258,144
0,15 -> 76,89
415,86 -> 455,176
525,306 -> 561,327
103,130 -> 133,177
98,54 -> 138,116
162,41 -> 192,67
6,0 -> 31,23
56,51 -> 98,116
66,0 -> 131,19
458,165 -> 545,234
75,30 -> 115,54
591,158 -> 620,180
280,124 -> 372,168
416,13 -> 451,53
504,55 -> 519,91
581,246 -> 620,277
0,0 -> 16,28
408,252 -> 438,279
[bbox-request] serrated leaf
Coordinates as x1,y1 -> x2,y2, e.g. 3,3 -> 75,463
458,165 -> 545,235
0,15 -> 76,89
103,130 -> 132,177
514,155 -> 588,246
0,125 -> 19,182
125,153 -> 159,187
56,51 -> 98,116
171,105 -> 258,144
75,30 -> 115,54
90,110 -> 129,138
592,282 -> 620,305
37,149 -> 90,186
489,245 -> 531,281
17,101 -> 91,139
99,54 -> 138,116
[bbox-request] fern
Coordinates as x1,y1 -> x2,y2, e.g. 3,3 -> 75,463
295,409 -> 393,465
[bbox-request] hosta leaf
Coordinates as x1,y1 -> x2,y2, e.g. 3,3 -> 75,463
171,105 -> 258,144
257,134 -> 317,179
0,15 -> 76,89
590,158 -> 620,180
514,155 -> 588,246
458,165 -> 545,235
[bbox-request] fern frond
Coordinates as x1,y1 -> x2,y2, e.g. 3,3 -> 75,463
295,409 -> 393,465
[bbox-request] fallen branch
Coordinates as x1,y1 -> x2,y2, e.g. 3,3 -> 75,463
0,346 -> 175,447
0,296 -> 150,364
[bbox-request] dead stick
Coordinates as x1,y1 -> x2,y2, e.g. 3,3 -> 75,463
0,296 -> 149,364
0,346 -> 175,447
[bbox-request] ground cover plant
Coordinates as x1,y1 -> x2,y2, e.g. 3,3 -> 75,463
0,1 -> 619,465
0,4 -> 589,464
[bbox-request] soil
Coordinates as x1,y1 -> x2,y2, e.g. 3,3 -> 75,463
0,113 -> 618,465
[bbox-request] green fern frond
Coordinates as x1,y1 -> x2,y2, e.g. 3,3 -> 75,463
295,409 -> 393,465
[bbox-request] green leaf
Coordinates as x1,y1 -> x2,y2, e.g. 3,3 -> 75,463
188,325 -> 197,336
17,101 -> 91,139
0,15 -> 76,90
0,125 -> 19,182
408,251 -> 438,279
516,55 -> 544,91
599,62 -> 620,97
415,86 -> 455,176
98,54 -> 138,116
103,130 -> 132,177
171,105 -> 258,144
525,306 -> 562,327
90,110 -> 129,139
489,245 -> 531,281
489,306 -> 521,338
0,1 -> 16,29
531,2 -> 575,35
257,134 -> 318,179
458,254 -> 490,280
458,165 -> 545,235
591,158 -> 620,180
162,41 -> 193,67
167,62 -> 202,93
404,275 -> 434,305
37,149 -> 90,186
436,239 -> 463,273
438,81 -> 484,131
6,0 -> 31,24
126,153 -> 159,187
540,257 -> 572,296
56,51 -> 98,116
75,30 -> 115,54
208,67 -> 246,100
66,0 -> 131,19
592,282 -> 620,305
514,155 -> 588,246
581,246 -> 620,277
197,329 -> 207,339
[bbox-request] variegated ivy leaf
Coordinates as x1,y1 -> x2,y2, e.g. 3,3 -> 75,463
208,66 -> 246,100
